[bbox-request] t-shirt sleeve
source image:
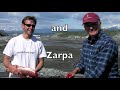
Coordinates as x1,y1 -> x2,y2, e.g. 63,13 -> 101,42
3,38 -> 15,57
39,42 -> 47,58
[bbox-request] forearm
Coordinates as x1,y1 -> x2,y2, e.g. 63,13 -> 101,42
35,58 -> 44,72
3,55 -> 12,69
72,67 -> 80,74
3,55 -> 18,74
3,59 -> 12,72
35,64 -> 43,72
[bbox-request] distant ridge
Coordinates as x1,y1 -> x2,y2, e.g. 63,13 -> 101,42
0,30 -> 8,36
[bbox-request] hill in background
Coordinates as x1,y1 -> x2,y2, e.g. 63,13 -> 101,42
0,30 -> 8,36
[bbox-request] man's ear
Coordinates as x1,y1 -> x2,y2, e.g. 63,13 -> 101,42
98,20 -> 101,25
21,23 -> 24,29
98,20 -> 101,28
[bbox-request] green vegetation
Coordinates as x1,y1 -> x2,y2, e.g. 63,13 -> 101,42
103,29 -> 120,37
53,31 -> 87,37
53,30 -> 120,37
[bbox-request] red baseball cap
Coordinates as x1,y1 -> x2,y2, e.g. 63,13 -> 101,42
83,13 -> 100,24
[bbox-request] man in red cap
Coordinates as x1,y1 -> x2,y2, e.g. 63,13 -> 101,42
65,12 -> 120,78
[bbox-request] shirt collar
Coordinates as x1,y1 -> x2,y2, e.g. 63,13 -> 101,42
88,29 -> 102,44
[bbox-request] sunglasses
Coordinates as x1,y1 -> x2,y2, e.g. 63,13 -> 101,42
24,23 -> 35,28
84,22 -> 98,29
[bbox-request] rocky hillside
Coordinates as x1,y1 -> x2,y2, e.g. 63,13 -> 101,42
0,30 -> 8,36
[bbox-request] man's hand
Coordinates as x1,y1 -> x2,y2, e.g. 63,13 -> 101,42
65,67 -> 80,78
7,65 -> 22,75
5,67 -> 10,72
65,72 -> 74,78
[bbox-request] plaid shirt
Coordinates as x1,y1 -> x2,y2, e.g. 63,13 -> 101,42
76,30 -> 120,78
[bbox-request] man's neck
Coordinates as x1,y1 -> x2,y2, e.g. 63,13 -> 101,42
22,33 -> 32,39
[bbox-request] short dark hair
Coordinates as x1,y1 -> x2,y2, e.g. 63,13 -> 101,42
22,16 -> 37,25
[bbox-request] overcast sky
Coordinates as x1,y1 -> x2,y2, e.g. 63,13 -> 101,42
0,12 -> 120,31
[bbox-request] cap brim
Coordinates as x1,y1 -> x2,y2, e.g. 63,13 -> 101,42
83,18 -> 98,24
